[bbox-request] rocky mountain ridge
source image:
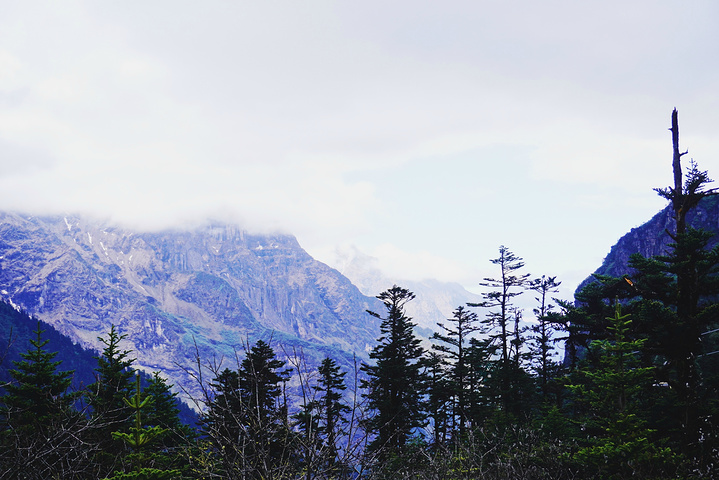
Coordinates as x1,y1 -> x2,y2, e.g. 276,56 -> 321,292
0,213 -> 383,400
580,195 -> 719,291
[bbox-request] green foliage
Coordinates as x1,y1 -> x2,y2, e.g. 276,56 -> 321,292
202,339 -> 295,479
474,246 -> 530,363
0,322 -> 93,479
88,325 -> 136,426
105,374 -> 181,480
567,302 -> 679,479
527,275 -> 565,404
1,322 -> 77,425
431,305 -> 481,439
362,285 -> 426,460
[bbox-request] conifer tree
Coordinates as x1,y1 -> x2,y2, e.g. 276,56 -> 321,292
238,339 -> 293,479
104,373 -> 181,480
203,339 -> 293,479
88,325 -> 136,426
431,305 -> 481,439
423,350 -> 451,446
527,275 -> 564,403
143,371 -> 194,453
203,367 -> 244,475
473,246 -> 530,362
0,322 -> 90,479
472,247 -> 532,418
87,325 -> 136,474
362,285 -> 426,459
1,322 -> 76,425
463,336 -> 495,430
568,302 -> 677,478
314,356 -> 349,471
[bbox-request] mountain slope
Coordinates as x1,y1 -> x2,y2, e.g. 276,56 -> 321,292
0,213 -> 382,399
580,195 -> 719,291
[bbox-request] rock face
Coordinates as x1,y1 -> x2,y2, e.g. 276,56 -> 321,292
0,213 -> 382,399
580,195 -> 719,291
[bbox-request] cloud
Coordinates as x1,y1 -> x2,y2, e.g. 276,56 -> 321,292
0,1 -> 717,296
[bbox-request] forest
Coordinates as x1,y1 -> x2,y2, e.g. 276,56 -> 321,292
1,109 -> 719,479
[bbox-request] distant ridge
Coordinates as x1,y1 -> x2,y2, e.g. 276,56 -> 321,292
0,213 -> 383,400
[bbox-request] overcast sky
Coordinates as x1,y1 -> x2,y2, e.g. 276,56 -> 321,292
1,1 -> 718,300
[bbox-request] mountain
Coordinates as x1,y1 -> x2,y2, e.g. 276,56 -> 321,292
0,213 -> 383,401
332,245 -> 482,337
579,195 -> 719,291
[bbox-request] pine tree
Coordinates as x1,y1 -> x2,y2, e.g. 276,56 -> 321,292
362,285 -> 426,460
431,305 -> 481,439
473,246 -> 530,362
87,325 -> 136,474
568,302 -> 677,478
527,275 -> 564,403
472,246 -> 533,418
1,322 -> 76,425
104,373 -> 181,480
0,322 -> 91,479
203,340 -> 293,479
314,357 -> 349,472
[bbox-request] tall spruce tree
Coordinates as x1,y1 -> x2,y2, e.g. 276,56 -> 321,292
204,339 -> 292,479
568,302 -> 677,478
239,339 -> 293,479
105,373 -> 181,480
0,322 -> 90,479
527,275 -> 564,403
473,246 -> 530,362
203,367 -> 244,475
144,371 -> 192,451
569,109 -> 719,464
423,350 -> 451,446
472,246 -> 532,417
1,322 -> 76,425
314,357 -> 349,472
362,285 -> 426,459
431,305 -> 481,439
295,356 -> 351,478
88,325 -> 135,426
87,325 -> 136,475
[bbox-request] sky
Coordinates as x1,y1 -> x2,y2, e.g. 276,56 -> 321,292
0,1 -> 718,301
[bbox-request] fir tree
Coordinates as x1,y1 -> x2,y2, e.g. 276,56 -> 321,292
88,325 -> 136,426
203,339 -> 293,479
104,373 -> 181,480
527,275 -> 565,404
568,302 -> 678,479
362,285 -> 426,459
472,247 -> 533,418
0,322 -> 91,479
473,246 -> 530,362
431,305 -> 481,439
87,325 -> 136,474
1,322 -> 76,425
143,371 -> 194,452
314,356 -> 349,472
